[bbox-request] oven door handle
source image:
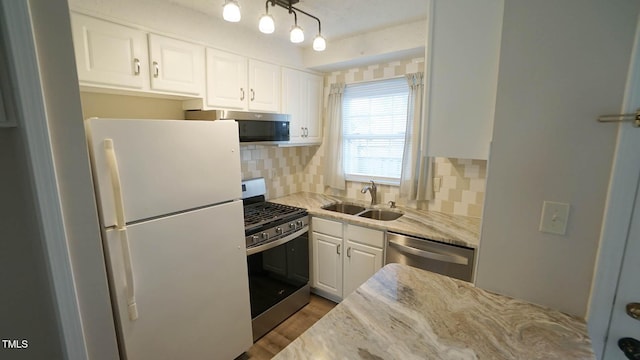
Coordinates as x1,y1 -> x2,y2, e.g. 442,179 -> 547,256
246,226 -> 308,256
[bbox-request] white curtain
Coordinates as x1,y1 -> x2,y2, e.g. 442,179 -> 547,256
399,72 -> 433,202
324,83 -> 346,190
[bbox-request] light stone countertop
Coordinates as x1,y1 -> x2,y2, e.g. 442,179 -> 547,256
270,192 -> 481,248
273,263 -> 594,360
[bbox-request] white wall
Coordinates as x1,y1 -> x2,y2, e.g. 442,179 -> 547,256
476,0 -> 640,317
0,133 -> 65,360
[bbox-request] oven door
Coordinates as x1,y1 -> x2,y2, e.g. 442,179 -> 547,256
246,228 -> 309,331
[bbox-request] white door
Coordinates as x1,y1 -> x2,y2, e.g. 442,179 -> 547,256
86,119 -> 241,227
104,201 -> 252,360
148,34 -> 204,96
205,48 -> 248,110
603,179 -> 640,359
71,13 -> 147,89
591,16 -> 640,359
343,241 -> 383,297
248,59 -> 280,112
312,232 -> 343,297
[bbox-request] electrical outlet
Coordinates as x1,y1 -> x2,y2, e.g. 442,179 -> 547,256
433,177 -> 442,192
539,201 -> 570,235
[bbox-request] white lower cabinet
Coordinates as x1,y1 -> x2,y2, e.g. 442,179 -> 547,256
311,217 -> 384,301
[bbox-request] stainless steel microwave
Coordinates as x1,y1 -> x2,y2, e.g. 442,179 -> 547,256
185,110 -> 290,144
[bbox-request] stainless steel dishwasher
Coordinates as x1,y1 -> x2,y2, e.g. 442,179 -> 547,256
385,232 -> 475,282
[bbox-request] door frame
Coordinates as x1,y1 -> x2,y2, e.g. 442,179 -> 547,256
587,12 -> 640,359
1,1 -> 88,358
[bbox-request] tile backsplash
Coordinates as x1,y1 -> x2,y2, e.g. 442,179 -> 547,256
428,158 -> 486,218
239,57 -> 488,218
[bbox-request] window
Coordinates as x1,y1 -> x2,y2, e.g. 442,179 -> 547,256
342,77 -> 409,184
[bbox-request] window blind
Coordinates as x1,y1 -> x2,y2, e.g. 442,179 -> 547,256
342,77 -> 409,182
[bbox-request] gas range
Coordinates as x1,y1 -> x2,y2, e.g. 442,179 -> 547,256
241,178 -> 311,341
242,178 -> 308,249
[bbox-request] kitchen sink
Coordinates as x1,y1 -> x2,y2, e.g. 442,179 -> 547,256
357,209 -> 403,221
322,202 -> 366,215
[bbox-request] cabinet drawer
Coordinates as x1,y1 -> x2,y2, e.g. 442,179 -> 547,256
345,224 -> 384,248
312,217 -> 342,238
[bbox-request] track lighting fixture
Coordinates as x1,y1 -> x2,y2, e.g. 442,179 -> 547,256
223,0 -> 326,51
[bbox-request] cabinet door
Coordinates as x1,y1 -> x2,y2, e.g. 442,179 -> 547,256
281,69 -> 323,144
249,59 -> 280,112
281,68 -> 304,141
426,0 -> 503,159
304,73 -> 323,143
206,48 -> 248,110
71,13 -> 147,89
343,241 -> 383,297
311,232 -> 343,298
148,34 -> 204,96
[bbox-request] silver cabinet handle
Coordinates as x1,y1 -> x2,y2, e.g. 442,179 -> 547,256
388,239 -> 468,265
337,244 -> 341,255
153,61 -> 159,78
347,247 -> 351,258
305,127 -> 309,137
133,58 -> 140,75
301,127 -> 305,137
240,88 -> 245,101
250,89 -> 255,101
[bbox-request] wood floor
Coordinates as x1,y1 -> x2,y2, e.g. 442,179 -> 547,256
238,294 -> 337,360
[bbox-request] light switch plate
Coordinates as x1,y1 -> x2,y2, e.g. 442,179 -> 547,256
539,201 -> 570,235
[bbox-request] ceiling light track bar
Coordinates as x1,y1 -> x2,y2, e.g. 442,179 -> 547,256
267,0 -> 322,33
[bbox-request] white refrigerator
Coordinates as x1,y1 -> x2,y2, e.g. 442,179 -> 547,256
85,118 -> 252,360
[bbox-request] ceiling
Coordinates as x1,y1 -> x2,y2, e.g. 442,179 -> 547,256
167,0 -> 429,47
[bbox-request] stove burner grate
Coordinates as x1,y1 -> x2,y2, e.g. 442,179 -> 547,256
243,201 -> 306,231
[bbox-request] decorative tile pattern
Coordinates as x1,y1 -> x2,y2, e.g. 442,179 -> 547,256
239,57 -> 488,218
429,158 -> 487,217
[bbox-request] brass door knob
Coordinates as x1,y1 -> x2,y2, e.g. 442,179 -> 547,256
627,303 -> 640,320
618,337 -> 640,359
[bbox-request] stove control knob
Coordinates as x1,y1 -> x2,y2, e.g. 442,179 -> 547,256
261,232 -> 269,240
296,220 -> 304,228
252,235 -> 260,244
289,222 -> 296,230
275,227 -> 283,234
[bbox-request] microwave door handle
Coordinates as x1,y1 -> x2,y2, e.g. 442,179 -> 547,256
388,239 -> 468,266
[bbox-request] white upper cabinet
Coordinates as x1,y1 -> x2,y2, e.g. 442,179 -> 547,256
248,59 -> 280,112
203,50 -> 280,112
426,0 -> 504,160
148,34 -> 204,96
72,13 -> 148,90
71,13 -> 204,97
281,68 -> 323,145
205,48 -> 248,110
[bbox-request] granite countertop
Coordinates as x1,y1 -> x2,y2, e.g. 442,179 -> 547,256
271,192 -> 481,248
273,263 -> 594,360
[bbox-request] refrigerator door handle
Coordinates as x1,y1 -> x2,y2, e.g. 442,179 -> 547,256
105,139 -> 139,321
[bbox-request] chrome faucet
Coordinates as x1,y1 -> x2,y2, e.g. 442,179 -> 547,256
361,180 -> 377,206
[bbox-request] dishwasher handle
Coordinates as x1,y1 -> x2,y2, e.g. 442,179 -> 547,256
388,238 -> 469,266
